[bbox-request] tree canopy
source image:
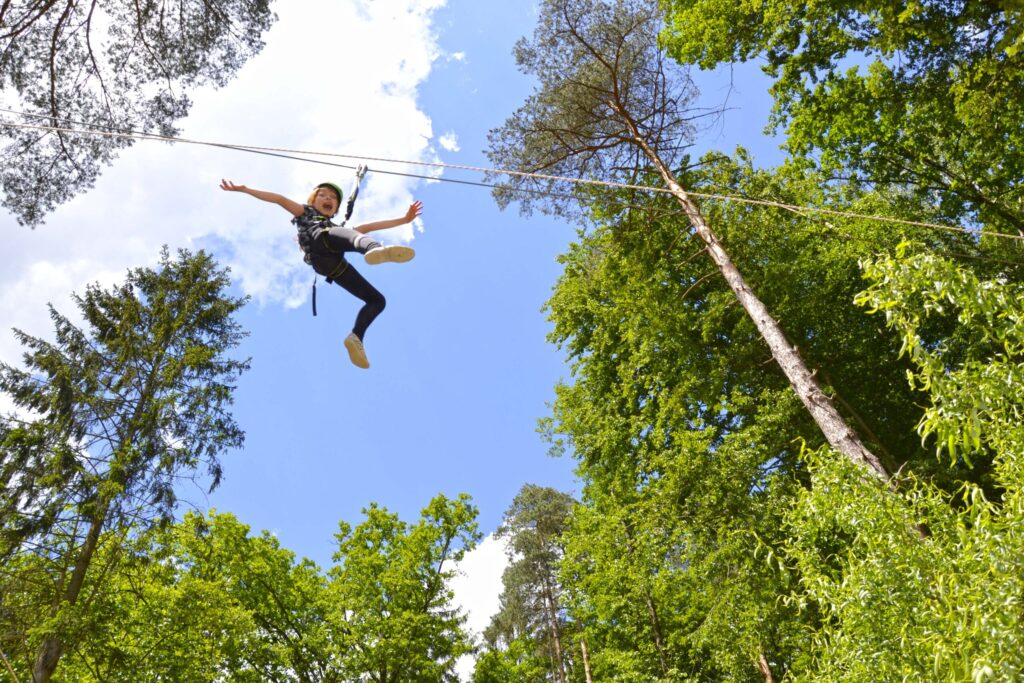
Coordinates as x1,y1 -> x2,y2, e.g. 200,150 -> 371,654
530,153 -> 1003,680
661,0 -> 1024,248
330,494 -> 481,683
0,497 -> 480,682
477,485 -> 578,683
0,0 -> 275,225
0,247 -> 249,681
477,1 -> 1024,681
3,1 -> 1024,681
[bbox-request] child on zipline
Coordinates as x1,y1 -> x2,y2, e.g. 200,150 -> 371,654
220,178 -> 422,369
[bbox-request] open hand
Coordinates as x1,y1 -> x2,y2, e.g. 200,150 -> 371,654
220,179 -> 248,192
404,200 -> 424,223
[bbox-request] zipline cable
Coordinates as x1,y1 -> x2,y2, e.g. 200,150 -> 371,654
0,111 -> 690,222
2,109 -> 1024,243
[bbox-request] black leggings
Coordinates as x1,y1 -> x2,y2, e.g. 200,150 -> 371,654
317,227 -> 385,340
333,264 -> 385,340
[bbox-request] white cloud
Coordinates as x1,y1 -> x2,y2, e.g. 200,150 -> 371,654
0,0 -> 451,364
450,533 -> 509,681
439,132 -> 461,152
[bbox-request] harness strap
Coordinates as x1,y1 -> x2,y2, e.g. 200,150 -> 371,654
309,258 -> 350,317
325,259 -> 349,281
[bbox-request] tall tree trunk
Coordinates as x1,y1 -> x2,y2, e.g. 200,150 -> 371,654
580,636 -> 594,683
757,651 -> 775,683
32,505 -> 107,683
542,579 -> 568,683
611,100 -> 891,482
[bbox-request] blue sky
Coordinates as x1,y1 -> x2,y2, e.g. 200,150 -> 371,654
0,0 -> 780,675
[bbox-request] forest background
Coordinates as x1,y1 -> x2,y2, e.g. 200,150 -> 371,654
2,0 -> 1023,682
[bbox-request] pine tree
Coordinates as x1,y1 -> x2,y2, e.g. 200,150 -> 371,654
486,0 -> 889,479
0,247 -> 249,682
477,485 -> 576,683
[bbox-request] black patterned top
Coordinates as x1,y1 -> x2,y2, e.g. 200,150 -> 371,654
291,205 -> 334,252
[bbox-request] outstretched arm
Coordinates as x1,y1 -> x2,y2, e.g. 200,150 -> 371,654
353,200 -> 423,234
220,179 -> 304,217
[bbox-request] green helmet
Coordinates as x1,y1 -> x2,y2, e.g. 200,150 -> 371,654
315,182 -> 344,203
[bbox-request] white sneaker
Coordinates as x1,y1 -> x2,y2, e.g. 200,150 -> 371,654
365,244 -> 415,265
344,333 -> 370,369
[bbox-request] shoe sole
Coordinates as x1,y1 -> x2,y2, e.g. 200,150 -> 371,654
365,245 -> 415,265
344,336 -> 370,369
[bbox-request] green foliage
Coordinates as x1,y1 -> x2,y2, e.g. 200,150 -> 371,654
473,638 -> 551,683
23,511 -> 329,682
539,150 -> 1004,680
330,493 -> 481,683
0,0 -> 275,225
1,498 -> 481,682
58,515 -> 267,682
557,389 -> 811,682
781,249 -> 1024,681
784,449 -> 1024,682
857,243 -> 1024,479
0,247 -> 249,680
548,154 -> 971,486
478,484 -> 578,683
1,247 -> 249,541
660,0 -> 1024,250
492,1 -> 1024,679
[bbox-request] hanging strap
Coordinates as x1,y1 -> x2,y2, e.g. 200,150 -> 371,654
339,164 -> 368,227
312,275 -> 318,316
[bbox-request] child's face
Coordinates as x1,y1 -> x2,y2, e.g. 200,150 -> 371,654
312,187 -> 340,216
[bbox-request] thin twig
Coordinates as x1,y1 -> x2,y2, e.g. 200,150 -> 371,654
0,647 -> 22,683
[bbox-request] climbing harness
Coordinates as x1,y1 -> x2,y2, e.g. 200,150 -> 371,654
307,164 -> 368,316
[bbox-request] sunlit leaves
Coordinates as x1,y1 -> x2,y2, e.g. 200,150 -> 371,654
660,0 -> 1024,245
0,248 -> 249,680
331,494 -> 481,683
857,244 -> 1024,479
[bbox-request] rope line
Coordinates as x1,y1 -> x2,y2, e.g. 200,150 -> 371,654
0,112 -> 690,223
2,109 -> 1023,243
